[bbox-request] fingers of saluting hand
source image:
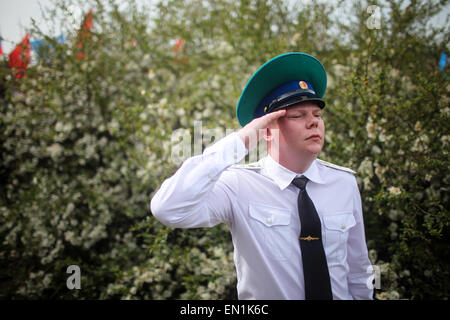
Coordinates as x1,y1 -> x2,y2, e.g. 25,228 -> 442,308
249,109 -> 286,130
237,109 -> 286,150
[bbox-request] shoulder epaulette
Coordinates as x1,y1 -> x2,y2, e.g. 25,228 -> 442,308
231,162 -> 262,170
317,158 -> 356,175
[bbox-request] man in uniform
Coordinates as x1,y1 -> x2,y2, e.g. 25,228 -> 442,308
151,52 -> 373,300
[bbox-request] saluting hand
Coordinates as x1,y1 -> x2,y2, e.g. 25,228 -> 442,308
236,109 -> 286,150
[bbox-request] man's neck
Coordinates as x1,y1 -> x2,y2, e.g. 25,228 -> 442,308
269,150 -> 317,174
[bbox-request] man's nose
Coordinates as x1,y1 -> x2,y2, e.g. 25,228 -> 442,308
306,114 -> 319,128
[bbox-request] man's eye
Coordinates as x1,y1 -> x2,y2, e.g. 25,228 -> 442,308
287,115 -> 303,118
315,114 -> 322,118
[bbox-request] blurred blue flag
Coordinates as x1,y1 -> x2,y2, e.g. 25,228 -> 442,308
31,39 -> 45,53
30,34 -> 65,62
439,52 -> 446,71
31,34 -> 64,51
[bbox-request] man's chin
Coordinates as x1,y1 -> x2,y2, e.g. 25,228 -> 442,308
305,147 -> 323,155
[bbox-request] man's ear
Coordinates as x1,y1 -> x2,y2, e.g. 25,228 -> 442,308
263,115 -> 280,141
263,119 -> 279,142
263,128 -> 272,141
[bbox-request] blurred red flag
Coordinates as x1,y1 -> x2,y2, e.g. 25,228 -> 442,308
76,9 -> 93,59
0,39 -> 3,56
173,38 -> 185,51
81,9 -> 93,31
8,33 -> 31,79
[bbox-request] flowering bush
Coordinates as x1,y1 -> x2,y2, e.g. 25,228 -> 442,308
0,0 -> 448,299
323,0 -> 449,299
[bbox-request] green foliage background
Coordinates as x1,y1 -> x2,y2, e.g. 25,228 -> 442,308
0,0 -> 448,299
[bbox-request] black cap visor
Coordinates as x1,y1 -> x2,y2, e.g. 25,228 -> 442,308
267,91 -> 325,113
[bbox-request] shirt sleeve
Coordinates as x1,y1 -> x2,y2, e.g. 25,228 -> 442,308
346,176 -> 374,300
150,132 -> 248,228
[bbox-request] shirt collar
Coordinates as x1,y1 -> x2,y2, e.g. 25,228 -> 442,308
261,155 -> 325,190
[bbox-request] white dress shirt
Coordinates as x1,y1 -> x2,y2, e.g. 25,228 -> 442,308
151,132 -> 373,300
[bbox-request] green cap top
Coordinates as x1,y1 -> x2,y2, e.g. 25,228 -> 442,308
236,52 -> 327,127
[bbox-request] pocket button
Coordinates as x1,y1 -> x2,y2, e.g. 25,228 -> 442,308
341,224 -> 346,230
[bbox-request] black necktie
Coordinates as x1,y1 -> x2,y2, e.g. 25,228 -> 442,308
292,176 -> 333,300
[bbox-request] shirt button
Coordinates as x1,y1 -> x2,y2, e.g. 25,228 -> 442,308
266,217 -> 273,224
341,224 -> 346,230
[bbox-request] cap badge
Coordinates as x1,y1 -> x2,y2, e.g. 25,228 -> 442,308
299,81 -> 308,89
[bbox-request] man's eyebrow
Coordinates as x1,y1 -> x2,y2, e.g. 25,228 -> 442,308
286,109 -> 306,114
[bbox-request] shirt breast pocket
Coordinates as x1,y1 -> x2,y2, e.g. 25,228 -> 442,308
248,202 -> 292,260
322,212 -> 356,265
